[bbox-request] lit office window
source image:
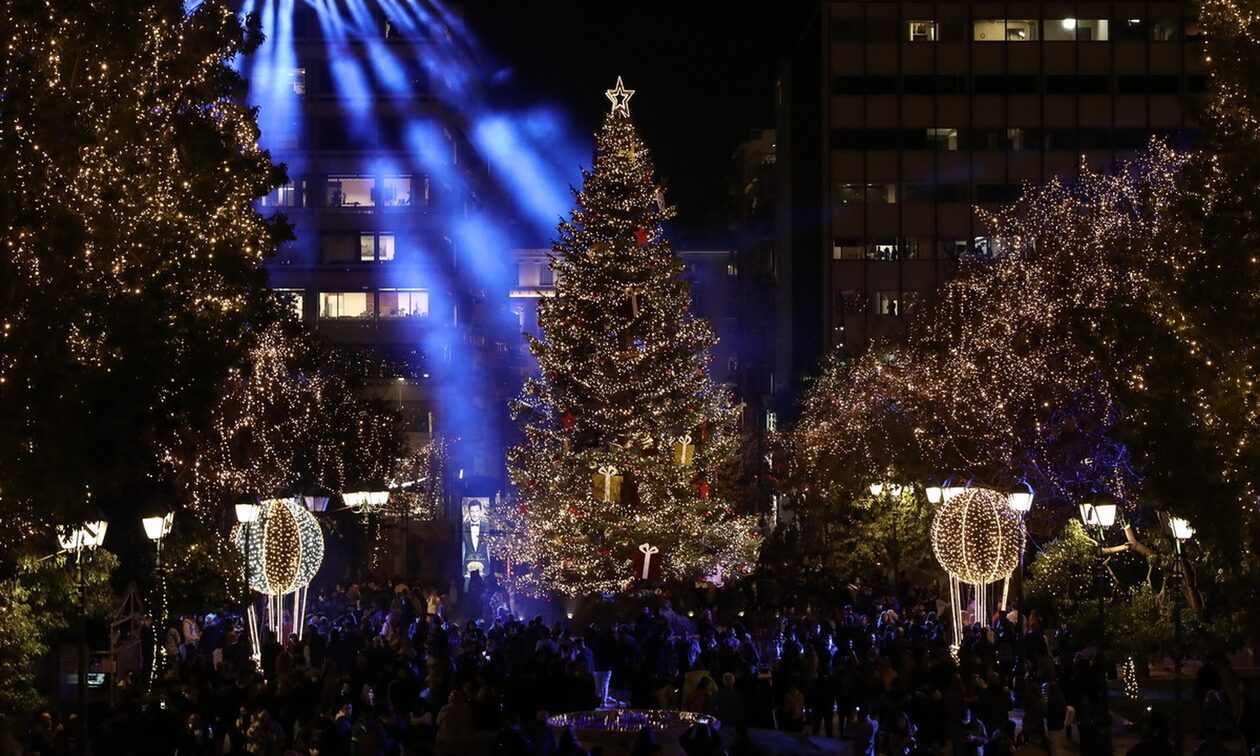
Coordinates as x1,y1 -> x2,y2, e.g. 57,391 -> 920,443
873,291 -> 901,316
377,289 -> 429,318
289,68 -> 306,96
261,182 -> 298,207
319,292 -> 374,319
359,234 -> 375,262
832,238 -> 864,260
378,234 -> 395,261
927,128 -> 959,151
381,176 -> 413,206
1047,18 -> 1110,41
974,19 -> 1039,41
325,176 -> 374,207
867,240 -> 903,261
907,21 -> 937,41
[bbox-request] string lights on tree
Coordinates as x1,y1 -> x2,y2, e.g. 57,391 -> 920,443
506,80 -> 760,596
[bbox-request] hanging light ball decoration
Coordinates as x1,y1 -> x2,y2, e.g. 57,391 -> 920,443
931,487 -> 1024,585
234,497 -> 325,595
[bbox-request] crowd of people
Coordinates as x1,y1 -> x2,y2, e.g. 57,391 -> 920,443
12,566 -> 1249,755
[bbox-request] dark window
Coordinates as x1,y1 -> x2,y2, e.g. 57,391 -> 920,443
975,184 -> 1023,204
903,185 -> 935,202
1148,75 -> 1180,94
831,129 -> 865,150
1113,129 -> 1149,150
1118,75 -> 1147,95
864,129 -> 900,150
1046,130 -> 1077,150
974,75 -> 1006,95
1113,18 -> 1149,40
319,117 -> 366,150
833,76 -> 865,95
939,75 -> 968,95
1007,75 -> 1039,94
1077,129 -> 1111,149
832,75 -> 898,95
865,17 -> 898,42
967,129 -> 1004,150
1186,74 -> 1209,93
1079,75 -> 1110,95
904,184 -> 968,203
1045,75 -> 1076,95
904,75 -> 935,95
902,129 -> 929,150
938,20 -> 968,41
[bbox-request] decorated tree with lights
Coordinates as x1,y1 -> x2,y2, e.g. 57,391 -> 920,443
163,322 -> 406,518
506,80 -> 760,596
0,0 -> 286,534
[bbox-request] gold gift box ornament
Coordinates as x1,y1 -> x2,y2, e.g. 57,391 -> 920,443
592,465 -> 623,503
673,434 -> 695,466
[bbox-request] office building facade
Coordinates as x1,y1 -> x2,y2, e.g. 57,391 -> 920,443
777,1 -> 1204,397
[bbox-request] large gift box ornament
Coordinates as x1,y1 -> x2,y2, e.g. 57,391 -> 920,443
633,542 -> 661,581
673,434 -> 695,466
591,465 -> 623,503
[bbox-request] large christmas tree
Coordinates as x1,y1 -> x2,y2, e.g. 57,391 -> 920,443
506,80 -> 760,596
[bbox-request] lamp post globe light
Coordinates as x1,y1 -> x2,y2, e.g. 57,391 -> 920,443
141,512 -> 174,689
58,518 -> 108,756
1164,513 -> 1195,755
234,497 -> 261,664
343,488 -> 390,577
1005,486 -> 1035,694
1079,498 -> 1118,753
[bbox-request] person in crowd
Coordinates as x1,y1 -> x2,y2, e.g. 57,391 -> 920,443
89,564 -> 1182,756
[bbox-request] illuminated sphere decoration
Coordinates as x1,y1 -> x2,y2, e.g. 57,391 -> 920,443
931,487 -> 1024,585
234,497 -> 325,595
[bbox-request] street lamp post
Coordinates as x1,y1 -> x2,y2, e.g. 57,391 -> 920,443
1166,514 -> 1195,755
57,519 -> 108,756
343,488 -> 390,577
141,512 -> 174,689
1079,499 -> 1118,754
234,499 -> 261,666
1007,487 -> 1035,694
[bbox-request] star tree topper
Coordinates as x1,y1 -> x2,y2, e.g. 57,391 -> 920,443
605,76 -> 635,116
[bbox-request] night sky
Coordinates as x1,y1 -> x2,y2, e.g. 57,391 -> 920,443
467,2 -> 813,232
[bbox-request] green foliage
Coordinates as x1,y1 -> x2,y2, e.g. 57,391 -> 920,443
160,519 -> 247,617
1025,520 -> 1104,637
1108,584 -> 1169,665
824,489 -> 934,583
0,551 -> 117,717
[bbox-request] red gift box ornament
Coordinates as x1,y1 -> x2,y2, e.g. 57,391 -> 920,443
698,479 -> 710,500
562,411 -> 575,430
634,228 -> 649,246
634,542 -> 661,580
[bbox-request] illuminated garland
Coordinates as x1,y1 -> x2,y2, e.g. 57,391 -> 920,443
506,86 -> 760,596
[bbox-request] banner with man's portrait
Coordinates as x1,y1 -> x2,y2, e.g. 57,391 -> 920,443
460,496 -> 492,578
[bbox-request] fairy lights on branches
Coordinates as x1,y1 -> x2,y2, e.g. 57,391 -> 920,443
506,82 -> 760,596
